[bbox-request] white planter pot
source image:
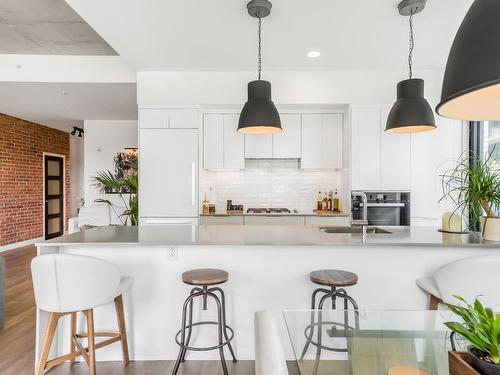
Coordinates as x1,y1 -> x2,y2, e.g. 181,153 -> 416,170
481,217 -> 500,242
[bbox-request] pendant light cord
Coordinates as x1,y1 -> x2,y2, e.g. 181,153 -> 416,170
258,16 -> 262,80
408,9 -> 415,79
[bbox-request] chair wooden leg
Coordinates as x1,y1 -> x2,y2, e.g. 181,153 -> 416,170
114,295 -> 130,365
70,312 -> 77,365
36,312 -> 61,375
84,309 -> 97,375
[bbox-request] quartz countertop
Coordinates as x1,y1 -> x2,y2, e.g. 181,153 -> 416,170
37,225 -> 499,248
200,211 -> 349,217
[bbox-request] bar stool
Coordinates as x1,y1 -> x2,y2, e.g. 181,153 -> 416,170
302,269 -> 359,375
172,268 -> 237,375
31,254 -> 132,375
309,269 -> 359,310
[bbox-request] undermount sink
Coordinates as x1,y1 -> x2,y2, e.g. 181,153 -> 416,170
320,226 -> 392,234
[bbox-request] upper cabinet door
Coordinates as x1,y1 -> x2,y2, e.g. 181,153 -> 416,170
301,113 -> 343,169
203,114 -> 224,169
322,114 -> 343,169
351,106 -> 381,190
140,108 -> 199,129
380,107 -> 411,191
139,109 -> 169,129
245,134 -> 273,158
272,114 -> 301,158
168,109 -> 199,129
223,114 -> 245,169
301,114 -> 323,168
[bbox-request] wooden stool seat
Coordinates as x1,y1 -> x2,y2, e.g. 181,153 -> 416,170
309,269 -> 358,287
182,268 -> 228,286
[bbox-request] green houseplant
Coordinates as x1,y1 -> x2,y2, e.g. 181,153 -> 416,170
440,150 -> 500,241
92,171 -> 138,226
445,296 -> 500,374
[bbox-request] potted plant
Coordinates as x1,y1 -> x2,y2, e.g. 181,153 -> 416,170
92,171 -> 138,226
440,150 -> 500,241
445,296 -> 500,375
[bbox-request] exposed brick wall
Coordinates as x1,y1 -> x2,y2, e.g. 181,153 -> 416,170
0,114 -> 70,246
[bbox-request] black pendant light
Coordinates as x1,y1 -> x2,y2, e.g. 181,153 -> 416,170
386,0 -> 436,134
238,0 -> 281,135
437,0 -> 500,121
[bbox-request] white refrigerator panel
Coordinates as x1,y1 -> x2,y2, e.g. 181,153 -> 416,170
140,129 -> 198,217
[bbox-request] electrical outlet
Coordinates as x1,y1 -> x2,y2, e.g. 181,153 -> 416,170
167,246 -> 178,261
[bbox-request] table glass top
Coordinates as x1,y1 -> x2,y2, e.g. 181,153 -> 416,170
283,310 -> 462,375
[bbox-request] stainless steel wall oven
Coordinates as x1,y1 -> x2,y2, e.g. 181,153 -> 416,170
351,191 -> 410,226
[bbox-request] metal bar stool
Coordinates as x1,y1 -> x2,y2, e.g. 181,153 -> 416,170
301,269 -> 360,375
172,268 -> 237,375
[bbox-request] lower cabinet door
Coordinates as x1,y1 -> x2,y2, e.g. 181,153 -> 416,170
304,216 -> 350,226
200,216 -> 244,225
139,217 -> 198,225
244,216 -> 305,225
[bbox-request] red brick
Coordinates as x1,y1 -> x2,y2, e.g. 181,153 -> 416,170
0,114 -> 70,246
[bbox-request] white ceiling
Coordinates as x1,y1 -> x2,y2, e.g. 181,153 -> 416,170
0,0 -> 116,55
65,0 -> 473,71
0,82 -> 137,131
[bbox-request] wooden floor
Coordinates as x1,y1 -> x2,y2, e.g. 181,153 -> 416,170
0,245 -> 300,375
0,245 -> 37,375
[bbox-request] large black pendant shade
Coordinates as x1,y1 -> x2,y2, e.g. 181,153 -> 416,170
385,79 -> 436,134
238,80 -> 281,134
436,0 -> 500,120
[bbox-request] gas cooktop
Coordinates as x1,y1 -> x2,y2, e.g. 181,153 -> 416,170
246,208 -> 297,214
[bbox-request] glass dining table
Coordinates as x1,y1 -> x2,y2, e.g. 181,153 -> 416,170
283,310 -> 461,375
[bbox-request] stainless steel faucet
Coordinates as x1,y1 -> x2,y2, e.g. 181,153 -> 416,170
351,191 -> 368,226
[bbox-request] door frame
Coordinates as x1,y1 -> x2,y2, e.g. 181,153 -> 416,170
42,153 -> 66,239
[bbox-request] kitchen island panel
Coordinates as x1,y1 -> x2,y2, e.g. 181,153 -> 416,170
36,242 -> 498,363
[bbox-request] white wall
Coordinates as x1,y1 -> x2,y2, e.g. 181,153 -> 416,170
0,55 -> 135,83
70,136 -> 84,217
137,69 -> 445,106
201,159 -> 347,213
83,120 -> 138,206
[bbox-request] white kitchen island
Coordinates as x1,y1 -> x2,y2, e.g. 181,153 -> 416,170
35,225 -> 498,364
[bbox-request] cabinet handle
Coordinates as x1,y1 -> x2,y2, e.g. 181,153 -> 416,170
191,162 -> 196,206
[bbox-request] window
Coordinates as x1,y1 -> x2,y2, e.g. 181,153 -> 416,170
471,121 -> 500,166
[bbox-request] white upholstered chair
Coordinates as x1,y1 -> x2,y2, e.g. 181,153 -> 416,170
31,254 -> 133,375
416,255 -> 500,311
254,310 -> 289,375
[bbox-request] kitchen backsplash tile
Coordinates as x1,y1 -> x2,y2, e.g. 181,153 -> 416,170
201,159 -> 348,212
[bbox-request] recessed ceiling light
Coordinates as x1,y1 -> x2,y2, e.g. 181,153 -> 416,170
307,51 -> 321,58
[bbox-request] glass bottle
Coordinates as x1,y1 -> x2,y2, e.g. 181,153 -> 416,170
333,189 -> 340,213
316,191 -> 323,210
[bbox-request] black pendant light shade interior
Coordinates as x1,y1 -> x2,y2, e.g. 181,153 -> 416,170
238,80 -> 281,134
436,0 -> 500,121
386,79 -> 436,134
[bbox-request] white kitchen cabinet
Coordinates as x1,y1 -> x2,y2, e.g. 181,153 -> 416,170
140,108 -> 199,129
169,109 -> 199,129
245,133 -> 273,158
380,107 -> 411,190
200,216 -> 244,225
203,114 -> 244,169
304,216 -> 350,226
301,113 -> 343,169
139,128 -> 198,217
410,115 -> 463,222
272,114 -> 301,158
140,218 -> 199,225
350,106 -> 381,190
244,216 -> 305,225
223,114 -> 245,169
203,114 -> 224,169
139,109 -> 169,129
